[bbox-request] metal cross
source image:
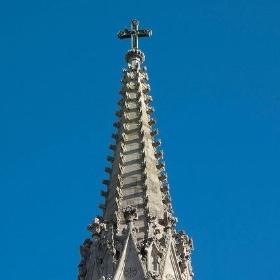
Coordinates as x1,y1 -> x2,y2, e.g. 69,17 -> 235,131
118,19 -> 152,49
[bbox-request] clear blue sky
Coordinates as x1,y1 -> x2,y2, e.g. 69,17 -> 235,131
0,1 -> 279,279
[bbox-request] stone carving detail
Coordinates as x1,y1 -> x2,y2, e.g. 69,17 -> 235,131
162,195 -> 171,204
138,118 -> 143,127
118,163 -> 124,174
111,133 -> 119,141
176,230 -> 194,277
123,123 -> 129,132
155,150 -> 163,159
141,160 -> 147,170
123,112 -> 130,120
159,211 -> 178,230
125,49 -> 145,64
115,109 -> 122,118
141,83 -> 151,93
99,276 -> 113,280
158,173 -> 167,183
113,121 -> 120,129
119,88 -> 126,95
109,144 -> 116,151
147,106 -> 155,114
166,274 -> 175,280
147,271 -> 160,280
144,95 -> 153,104
120,141 -> 127,152
140,140 -> 145,150
151,128 -> 159,137
122,132 -> 127,141
148,118 -> 156,126
123,205 -> 138,223
117,99 -> 124,106
124,101 -> 131,109
78,238 -> 93,280
160,185 -> 170,195
120,152 -> 125,163
117,174 -> 123,186
124,267 -> 138,278
152,139 -> 161,148
102,179 -> 110,186
98,203 -> 106,211
142,173 -> 147,181
105,167 -> 112,174
115,240 -> 123,260
126,71 -> 137,79
87,216 -> 106,235
106,155 -> 114,163
100,190 -> 108,198
156,162 -> 165,171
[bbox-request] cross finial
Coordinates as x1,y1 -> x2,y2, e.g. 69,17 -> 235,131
118,19 -> 152,49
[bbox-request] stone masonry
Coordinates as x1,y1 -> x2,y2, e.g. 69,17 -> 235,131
78,20 -> 194,280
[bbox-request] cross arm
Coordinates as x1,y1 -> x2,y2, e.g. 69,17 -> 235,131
118,29 -> 131,39
137,29 -> 152,38
118,20 -> 152,49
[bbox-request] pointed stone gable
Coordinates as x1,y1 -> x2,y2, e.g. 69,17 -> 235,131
161,242 -> 183,280
78,20 -> 194,280
114,226 -> 146,280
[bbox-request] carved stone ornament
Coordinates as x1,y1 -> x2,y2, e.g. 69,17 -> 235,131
145,95 -> 153,104
165,274 -> 175,280
125,49 -> 145,64
151,128 -> 159,137
147,106 -> 155,114
152,139 -> 161,148
141,83 -> 151,93
160,211 -> 178,229
155,150 -> 163,159
147,271 -> 160,280
78,238 -> 93,280
99,275 -> 113,280
176,230 -> 194,254
175,230 -> 194,276
109,144 -> 116,151
80,238 -> 92,260
107,155 -> 114,162
113,121 -> 120,129
100,190 -> 108,198
124,267 -> 138,278
115,109 -> 122,118
102,179 -> 110,186
123,205 -> 138,223
87,216 -> 106,235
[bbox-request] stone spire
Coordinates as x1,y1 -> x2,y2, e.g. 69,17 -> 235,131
78,20 -> 194,280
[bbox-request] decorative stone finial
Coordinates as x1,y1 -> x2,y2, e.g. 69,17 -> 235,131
160,211 -> 178,230
123,205 -> 138,223
87,216 -> 105,235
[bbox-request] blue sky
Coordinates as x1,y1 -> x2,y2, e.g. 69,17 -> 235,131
0,1 -> 279,279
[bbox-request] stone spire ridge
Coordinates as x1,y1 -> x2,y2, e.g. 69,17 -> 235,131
90,19 -> 176,240
78,20 -> 194,280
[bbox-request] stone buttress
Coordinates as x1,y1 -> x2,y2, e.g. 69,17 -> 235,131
78,20 -> 194,280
